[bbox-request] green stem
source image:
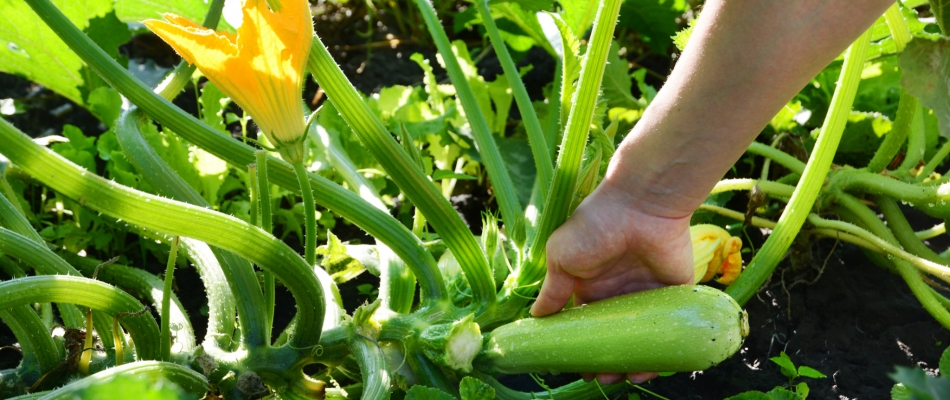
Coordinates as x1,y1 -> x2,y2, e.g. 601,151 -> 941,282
256,151 -> 276,342
161,236 -> 180,361
0,307 -> 59,384
877,196 -> 946,264
918,141 -> 950,182
475,0 -> 554,196
806,213 -> 950,281
309,124 -> 428,307
895,103 -> 926,177
0,192 -> 42,243
828,167 -> 950,204
115,110 -> 255,349
833,193 -> 950,329
61,253 -> 196,354
0,275 -> 160,360
746,141 -> 806,176
27,361 -> 208,399
293,162 -> 317,267
710,178 -> 796,198
727,28 -> 872,305
867,92 -> 920,173
307,36 -> 494,306
867,4 -> 916,174
348,331 -> 392,400
412,0 -> 524,231
249,164 -> 259,227
0,118 -> 323,349
917,223 -> 946,240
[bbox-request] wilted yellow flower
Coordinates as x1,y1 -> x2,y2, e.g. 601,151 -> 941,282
690,224 -> 743,285
144,0 -> 313,163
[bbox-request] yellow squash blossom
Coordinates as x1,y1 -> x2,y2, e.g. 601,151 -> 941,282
144,0 -> 313,163
690,224 -> 744,285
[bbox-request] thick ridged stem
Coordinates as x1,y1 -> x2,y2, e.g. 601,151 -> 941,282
0,276 -> 160,360
115,110 -> 257,349
26,361 -> 208,398
0,118 -> 324,349
307,36 -> 493,305
727,28 -> 872,305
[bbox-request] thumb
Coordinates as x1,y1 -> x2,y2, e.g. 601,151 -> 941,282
530,256 -> 576,317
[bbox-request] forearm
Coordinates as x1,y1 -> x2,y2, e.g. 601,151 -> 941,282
600,0 -> 894,219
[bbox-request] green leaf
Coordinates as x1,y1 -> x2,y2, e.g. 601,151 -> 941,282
317,231 -> 367,283
795,382 -> 810,399
603,41 -> 638,109
929,0 -> 949,35
192,148 -> 228,205
200,81 -> 231,133
432,170 -> 476,181
0,0 -> 113,106
725,392 -> 771,400
497,136 -> 537,207
617,0 -> 689,55
764,387 -> 805,400
52,125 -> 98,173
832,111 -> 890,167
411,54 -> 445,113
893,383 -> 913,400
797,366 -> 827,379
115,0 -> 213,28
559,0 -> 598,36
87,86 -> 123,128
85,10 -> 131,61
769,352 -> 798,379
77,374 -> 197,400
490,0 -> 553,11
459,376 -> 495,400
899,38 -> 950,139
487,75 -> 515,134
940,346 -> 950,376
405,385 -> 457,400
890,366 -> 950,400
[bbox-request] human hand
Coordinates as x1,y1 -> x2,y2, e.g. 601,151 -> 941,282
529,185 -> 695,385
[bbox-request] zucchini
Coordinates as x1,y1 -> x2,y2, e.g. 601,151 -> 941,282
474,285 -> 748,374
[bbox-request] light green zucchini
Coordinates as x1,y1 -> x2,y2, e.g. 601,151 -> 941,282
475,285 -> 749,374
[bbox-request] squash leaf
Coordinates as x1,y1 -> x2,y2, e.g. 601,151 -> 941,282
899,38 -> 950,139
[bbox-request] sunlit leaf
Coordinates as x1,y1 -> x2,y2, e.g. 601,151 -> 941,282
0,0 -> 115,106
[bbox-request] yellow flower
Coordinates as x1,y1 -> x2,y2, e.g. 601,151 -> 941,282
690,224 -> 744,285
144,0 -> 313,163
